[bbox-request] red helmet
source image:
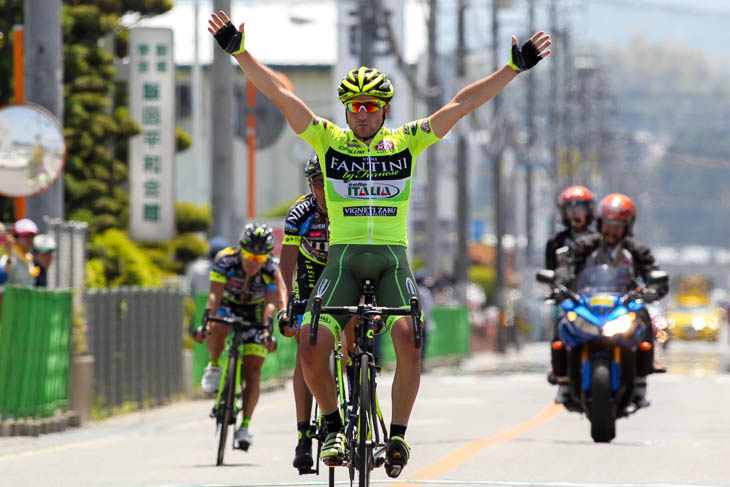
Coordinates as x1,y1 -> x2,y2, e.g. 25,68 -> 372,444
558,186 -> 594,226
597,193 -> 636,235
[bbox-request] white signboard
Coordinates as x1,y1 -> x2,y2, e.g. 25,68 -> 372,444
334,1 -> 412,127
128,27 -> 175,241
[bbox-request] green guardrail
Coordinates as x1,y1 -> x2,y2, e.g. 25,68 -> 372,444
0,286 -> 73,420
378,305 -> 470,365
191,295 -> 470,386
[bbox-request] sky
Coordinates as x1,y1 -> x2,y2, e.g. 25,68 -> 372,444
153,0 -> 730,71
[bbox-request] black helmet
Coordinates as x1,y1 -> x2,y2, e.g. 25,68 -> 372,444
239,222 -> 274,255
304,154 -> 322,181
338,66 -> 394,104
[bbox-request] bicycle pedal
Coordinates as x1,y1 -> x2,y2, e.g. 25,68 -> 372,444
374,457 -> 385,468
297,467 -> 317,475
236,442 -> 250,452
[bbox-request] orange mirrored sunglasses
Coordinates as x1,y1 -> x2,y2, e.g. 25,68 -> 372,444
345,99 -> 387,113
241,250 -> 269,263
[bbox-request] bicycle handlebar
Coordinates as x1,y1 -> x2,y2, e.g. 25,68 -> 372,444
309,297 -> 422,348
206,315 -> 271,330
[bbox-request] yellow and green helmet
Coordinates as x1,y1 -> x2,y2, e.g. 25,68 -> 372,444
338,66 -> 394,104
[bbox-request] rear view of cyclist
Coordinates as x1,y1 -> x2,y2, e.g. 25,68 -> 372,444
277,155 -> 330,473
197,222 -> 284,450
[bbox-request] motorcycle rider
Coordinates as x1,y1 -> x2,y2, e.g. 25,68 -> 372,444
545,186 -> 595,403
554,193 -> 668,408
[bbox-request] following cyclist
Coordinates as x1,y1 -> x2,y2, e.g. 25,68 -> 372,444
545,185 -> 595,403
196,222 -> 284,450
277,155 -> 331,473
554,193 -> 668,408
208,10 -> 550,477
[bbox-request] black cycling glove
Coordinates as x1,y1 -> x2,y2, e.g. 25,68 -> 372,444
214,21 -> 246,55
508,39 -> 542,73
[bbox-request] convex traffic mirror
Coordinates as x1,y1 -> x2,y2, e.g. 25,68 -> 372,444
0,103 -> 66,197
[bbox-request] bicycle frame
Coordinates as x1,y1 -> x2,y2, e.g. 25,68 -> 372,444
207,315 -> 270,466
309,280 -> 421,486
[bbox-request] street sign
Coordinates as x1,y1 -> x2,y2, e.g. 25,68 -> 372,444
0,103 -> 66,198
128,27 -> 176,241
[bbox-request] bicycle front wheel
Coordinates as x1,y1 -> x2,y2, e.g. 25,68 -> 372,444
216,355 -> 238,466
357,354 -> 371,487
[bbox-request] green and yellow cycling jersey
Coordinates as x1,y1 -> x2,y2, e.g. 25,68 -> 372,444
299,116 -> 440,247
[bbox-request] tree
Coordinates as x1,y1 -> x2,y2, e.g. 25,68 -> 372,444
0,0 -> 176,230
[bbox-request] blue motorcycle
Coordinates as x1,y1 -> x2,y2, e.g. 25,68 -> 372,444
537,264 -> 667,442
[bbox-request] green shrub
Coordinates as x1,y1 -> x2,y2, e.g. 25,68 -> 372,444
86,228 -> 163,288
176,201 -> 211,233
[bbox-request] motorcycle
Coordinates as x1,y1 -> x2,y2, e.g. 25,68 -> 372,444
537,265 -> 668,443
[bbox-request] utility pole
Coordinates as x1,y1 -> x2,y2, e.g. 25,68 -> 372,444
211,0 -> 235,239
548,0 -> 560,192
24,0 -> 63,223
491,0 -> 506,352
524,0 -> 536,266
359,0 -> 376,67
425,0 -> 441,280
453,0 -> 469,303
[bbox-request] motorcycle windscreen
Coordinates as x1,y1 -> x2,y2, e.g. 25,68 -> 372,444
576,264 -> 634,296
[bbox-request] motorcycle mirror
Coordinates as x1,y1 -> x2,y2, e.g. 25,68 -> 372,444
647,270 -> 668,287
536,269 -> 555,284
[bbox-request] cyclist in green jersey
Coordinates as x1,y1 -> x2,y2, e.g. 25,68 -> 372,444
209,10 -> 550,477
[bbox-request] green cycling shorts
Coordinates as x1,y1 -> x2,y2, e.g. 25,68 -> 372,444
300,244 -> 421,338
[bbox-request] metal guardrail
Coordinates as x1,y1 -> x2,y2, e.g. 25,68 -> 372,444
85,287 -> 184,411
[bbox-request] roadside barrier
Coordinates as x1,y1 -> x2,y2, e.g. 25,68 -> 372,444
0,286 -> 73,420
85,288 -> 184,413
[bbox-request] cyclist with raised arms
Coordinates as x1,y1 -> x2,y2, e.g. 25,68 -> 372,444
208,10 -> 550,477
277,154 -> 331,473
196,222 -> 284,451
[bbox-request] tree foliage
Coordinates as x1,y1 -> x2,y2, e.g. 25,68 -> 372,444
0,0 -> 177,232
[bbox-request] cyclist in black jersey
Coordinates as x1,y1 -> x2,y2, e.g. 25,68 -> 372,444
196,222 -> 285,450
277,155 -> 330,472
209,10 -> 551,477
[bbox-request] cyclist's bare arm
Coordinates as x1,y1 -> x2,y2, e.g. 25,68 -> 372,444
205,281 -> 225,321
278,244 -> 299,309
271,267 -> 287,316
430,32 -> 551,138
208,11 -> 313,134
264,288 -> 278,324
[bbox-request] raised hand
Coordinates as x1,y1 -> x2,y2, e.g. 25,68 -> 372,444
208,11 -> 246,55
509,31 -> 552,73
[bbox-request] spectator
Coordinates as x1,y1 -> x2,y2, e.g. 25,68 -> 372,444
0,223 -> 15,316
0,218 -> 38,288
32,234 -> 57,288
184,236 -> 231,298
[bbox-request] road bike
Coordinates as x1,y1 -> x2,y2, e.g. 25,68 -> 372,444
205,314 -> 273,466
288,296 -> 349,486
310,280 -> 421,487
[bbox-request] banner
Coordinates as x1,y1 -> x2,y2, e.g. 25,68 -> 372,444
128,28 -> 175,241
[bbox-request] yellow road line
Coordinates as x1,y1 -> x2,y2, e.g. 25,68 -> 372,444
396,402 -> 563,487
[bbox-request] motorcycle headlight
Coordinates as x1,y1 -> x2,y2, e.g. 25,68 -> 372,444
603,312 -> 636,337
572,315 -> 600,335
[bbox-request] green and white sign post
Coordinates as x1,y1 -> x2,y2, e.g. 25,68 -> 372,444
128,27 -> 175,241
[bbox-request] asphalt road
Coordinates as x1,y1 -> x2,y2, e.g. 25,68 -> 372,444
1,340 -> 729,487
